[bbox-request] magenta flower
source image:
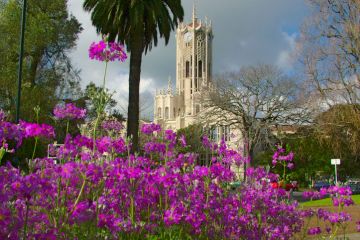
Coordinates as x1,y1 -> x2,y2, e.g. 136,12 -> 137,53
179,134 -> 187,147
141,123 -> 161,135
89,40 -> 127,62
53,103 -> 86,120
307,227 -> 321,235
20,121 -> 55,139
0,121 -> 24,148
102,119 -> 123,132
96,136 -> 112,154
0,110 -> 6,121
287,162 -> 294,169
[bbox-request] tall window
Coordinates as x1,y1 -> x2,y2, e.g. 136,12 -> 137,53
173,108 -> 176,118
165,107 -> 169,119
185,61 -> 190,77
223,125 -> 231,141
198,60 -> 202,78
209,126 -> 219,142
190,79 -> 192,94
195,104 -> 200,114
157,107 -> 162,118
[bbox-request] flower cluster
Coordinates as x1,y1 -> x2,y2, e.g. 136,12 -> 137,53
101,119 -> 123,133
141,123 -> 161,135
19,121 -> 55,139
303,186 -> 354,206
53,103 -> 86,120
89,40 -> 127,62
0,110 -> 6,121
301,186 -> 356,236
0,105 -> 359,239
0,121 -> 24,148
272,144 -> 294,169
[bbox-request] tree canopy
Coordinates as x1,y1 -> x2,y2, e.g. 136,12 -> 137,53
83,0 -> 184,151
202,64 -> 311,162
0,0 -> 82,122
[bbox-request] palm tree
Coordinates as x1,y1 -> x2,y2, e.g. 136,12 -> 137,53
83,0 -> 184,151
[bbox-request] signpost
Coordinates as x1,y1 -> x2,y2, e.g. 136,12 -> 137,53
331,159 -> 340,186
16,0 -> 27,123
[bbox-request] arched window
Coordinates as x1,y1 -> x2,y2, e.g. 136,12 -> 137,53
198,60 -> 202,78
195,104 -> 200,114
165,107 -> 169,119
209,126 -> 219,142
222,125 -> 231,141
173,108 -> 176,118
157,107 -> 162,118
185,61 -> 190,77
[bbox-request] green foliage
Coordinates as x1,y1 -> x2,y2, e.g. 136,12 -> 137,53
300,195 -> 360,207
314,104 -> 360,178
83,0 -> 184,150
273,129 -> 332,186
0,0 -> 82,122
176,124 -> 213,166
177,124 -> 205,153
83,0 -> 184,53
253,129 -> 334,187
84,82 -> 117,120
0,0 -> 83,168
257,104 -> 360,185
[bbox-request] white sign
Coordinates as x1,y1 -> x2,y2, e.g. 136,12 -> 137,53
331,159 -> 340,165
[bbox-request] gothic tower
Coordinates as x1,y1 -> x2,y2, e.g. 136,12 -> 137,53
154,6 -> 213,130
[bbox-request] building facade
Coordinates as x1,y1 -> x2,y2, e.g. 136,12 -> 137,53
154,8 -> 243,152
154,8 -> 244,177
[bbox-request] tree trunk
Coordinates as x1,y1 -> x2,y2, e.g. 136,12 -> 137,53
28,49 -> 43,87
127,41 -> 143,153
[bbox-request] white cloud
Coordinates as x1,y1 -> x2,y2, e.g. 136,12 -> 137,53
276,32 -> 297,71
66,0 -> 309,120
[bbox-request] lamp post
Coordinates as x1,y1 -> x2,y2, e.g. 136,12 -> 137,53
331,159 -> 340,186
15,0 -> 27,123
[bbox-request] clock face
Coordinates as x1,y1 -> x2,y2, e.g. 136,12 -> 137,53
184,32 -> 193,43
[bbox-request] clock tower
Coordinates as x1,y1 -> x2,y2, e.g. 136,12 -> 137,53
154,5 -> 213,130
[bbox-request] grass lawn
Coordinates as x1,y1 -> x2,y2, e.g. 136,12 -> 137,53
297,195 -> 360,237
300,194 -> 360,207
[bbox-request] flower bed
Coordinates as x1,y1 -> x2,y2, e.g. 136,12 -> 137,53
1,34 -> 359,238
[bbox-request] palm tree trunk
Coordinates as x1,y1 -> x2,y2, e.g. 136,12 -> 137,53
127,41 -> 143,152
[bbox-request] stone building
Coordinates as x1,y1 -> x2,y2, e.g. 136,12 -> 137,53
154,7 -> 213,130
154,7 -> 243,151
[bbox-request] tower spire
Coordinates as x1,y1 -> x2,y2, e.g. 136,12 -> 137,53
167,76 -> 172,94
192,0 -> 197,25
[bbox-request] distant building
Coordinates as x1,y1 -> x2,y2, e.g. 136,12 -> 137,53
154,7 -> 244,176
154,6 -> 213,131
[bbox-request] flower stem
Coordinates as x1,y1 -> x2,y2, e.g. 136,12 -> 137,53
102,61 -> 108,89
23,201 -> 29,240
66,120 -> 69,136
70,176 -> 87,214
31,137 -> 38,161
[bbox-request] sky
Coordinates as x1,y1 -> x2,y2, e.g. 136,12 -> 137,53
67,0 -> 310,120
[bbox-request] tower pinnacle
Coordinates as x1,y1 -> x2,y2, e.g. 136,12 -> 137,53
167,76 -> 172,94
192,1 -> 197,24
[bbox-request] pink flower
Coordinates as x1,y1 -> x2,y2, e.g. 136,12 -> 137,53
287,162 -> 294,169
53,103 -> 86,120
20,121 -> 55,139
179,134 -> 187,147
89,39 -> 127,62
141,123 -> 161,135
